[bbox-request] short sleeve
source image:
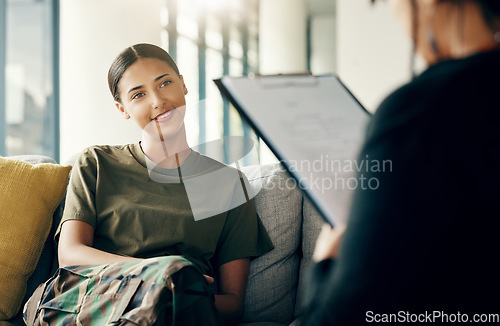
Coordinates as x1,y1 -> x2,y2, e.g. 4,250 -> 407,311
215,192 -> 274,267
54,149 -> 98,241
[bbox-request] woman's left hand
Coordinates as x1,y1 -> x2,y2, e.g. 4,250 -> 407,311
312,223 -> 347,262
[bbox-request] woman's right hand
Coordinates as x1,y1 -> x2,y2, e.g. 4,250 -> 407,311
204,275 -> 215,284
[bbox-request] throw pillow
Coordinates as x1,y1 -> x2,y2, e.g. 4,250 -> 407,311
0,157 -> 71,321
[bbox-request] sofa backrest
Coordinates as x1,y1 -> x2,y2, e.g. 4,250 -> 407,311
240,163 -> 302,324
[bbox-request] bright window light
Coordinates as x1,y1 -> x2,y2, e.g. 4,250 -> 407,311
193,0 -> 236,12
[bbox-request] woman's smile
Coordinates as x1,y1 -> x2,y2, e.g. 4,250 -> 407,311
153,108 -> 176,122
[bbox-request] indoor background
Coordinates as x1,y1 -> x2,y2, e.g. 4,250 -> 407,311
0,0 -> 413,164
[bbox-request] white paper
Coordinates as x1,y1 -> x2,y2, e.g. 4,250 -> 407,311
221,75 -> 371,225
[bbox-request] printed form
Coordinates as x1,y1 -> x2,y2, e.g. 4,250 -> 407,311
219,75 -> 371,225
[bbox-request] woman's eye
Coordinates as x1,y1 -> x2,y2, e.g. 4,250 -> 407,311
132,92 -> 145,100
160,80 -> 171,88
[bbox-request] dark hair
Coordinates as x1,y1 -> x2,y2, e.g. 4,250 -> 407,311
371,0 -> 500,76
370,0 -> 500,26
108,43 -> 180,103
371,0 -> 500,11
476,0 -> 500,31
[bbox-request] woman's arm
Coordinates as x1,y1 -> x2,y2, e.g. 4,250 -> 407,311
58,220 -> 141,267
214,258 -> 250,324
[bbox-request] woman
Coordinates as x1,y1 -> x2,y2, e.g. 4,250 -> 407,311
25,43 -> 273,326
303,0 -> 500,324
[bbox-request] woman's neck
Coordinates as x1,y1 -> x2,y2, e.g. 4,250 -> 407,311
140,126 -> 191,169
428,2 -> 500,64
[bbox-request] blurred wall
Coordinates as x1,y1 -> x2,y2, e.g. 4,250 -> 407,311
59,0 -> 414,162
310,14 -> 336,75
259,0 -> 308,74
337,0 -> 412,112
258,0 -> 413,112
59,0 -> 163,162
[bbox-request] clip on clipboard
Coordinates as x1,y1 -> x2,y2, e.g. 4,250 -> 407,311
215,73 -> 371,226
249,72 -> 319,88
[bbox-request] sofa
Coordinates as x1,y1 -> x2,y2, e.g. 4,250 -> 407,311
3,155 -> 324,326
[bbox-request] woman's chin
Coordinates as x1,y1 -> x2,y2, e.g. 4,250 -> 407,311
142,121 -> 186,144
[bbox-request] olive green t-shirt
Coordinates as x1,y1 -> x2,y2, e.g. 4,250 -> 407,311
57,143 -> 273,275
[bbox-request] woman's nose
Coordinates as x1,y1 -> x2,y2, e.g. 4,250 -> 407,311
152,90 -> 165,110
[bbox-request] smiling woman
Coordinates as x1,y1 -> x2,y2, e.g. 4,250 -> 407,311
23,43 -> 273,326
114,57 -> 189,164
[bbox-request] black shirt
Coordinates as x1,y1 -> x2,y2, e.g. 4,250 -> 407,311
302,50 -> 500,325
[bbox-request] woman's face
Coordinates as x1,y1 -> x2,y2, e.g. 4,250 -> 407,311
116,57 -> 187,141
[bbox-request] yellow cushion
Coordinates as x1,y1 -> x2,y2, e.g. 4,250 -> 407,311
0,157 -> 71,321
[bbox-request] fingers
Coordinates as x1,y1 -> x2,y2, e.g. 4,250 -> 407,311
204,274 -> 215,284
312,223 -> 347,262
319,223 -> 334,239
331,223 -> 347,237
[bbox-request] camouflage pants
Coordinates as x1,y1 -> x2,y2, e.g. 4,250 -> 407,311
23,256 -> 224,326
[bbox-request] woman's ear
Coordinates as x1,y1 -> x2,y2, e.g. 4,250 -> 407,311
180,75 -> 188,95
115,102 -> 130,119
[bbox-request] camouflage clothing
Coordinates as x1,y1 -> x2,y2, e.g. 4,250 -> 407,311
23,256 -> 223,326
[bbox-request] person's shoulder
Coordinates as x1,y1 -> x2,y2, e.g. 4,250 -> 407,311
368,79 -> 428,138
414,50 -> 500,106
75,144 -> 135,165
368,51 -> 500,146
435,49 -> 500,81
377,51 -> 500,116
80,144 -> 133,156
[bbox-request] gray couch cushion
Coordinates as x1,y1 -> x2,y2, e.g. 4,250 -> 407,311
241,164 -> 302,325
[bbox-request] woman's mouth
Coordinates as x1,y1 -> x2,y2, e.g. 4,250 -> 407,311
153,109 -> 176,122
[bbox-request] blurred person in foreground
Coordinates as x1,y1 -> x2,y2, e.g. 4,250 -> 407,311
302,0 -> 500,324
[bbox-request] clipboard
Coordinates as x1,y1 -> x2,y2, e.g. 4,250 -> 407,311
215,74 -> 371,226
